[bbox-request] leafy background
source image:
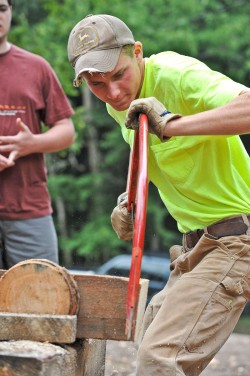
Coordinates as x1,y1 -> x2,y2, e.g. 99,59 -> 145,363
9,0 -> 250,269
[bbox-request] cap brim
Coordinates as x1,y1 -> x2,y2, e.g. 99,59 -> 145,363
73,47 -> 122,87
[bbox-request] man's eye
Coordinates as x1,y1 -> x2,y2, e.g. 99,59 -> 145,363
92,82 -> 104,87
0,5 -> 9,12
115,72 -> 123,79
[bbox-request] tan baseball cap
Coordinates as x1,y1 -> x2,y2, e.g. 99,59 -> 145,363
67,14 -> 135,87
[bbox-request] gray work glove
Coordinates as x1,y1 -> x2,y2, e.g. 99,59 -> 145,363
125,97 -> 181,142
111,192 -> 133,241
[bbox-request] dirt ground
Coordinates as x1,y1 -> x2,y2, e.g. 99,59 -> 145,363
105,332 -> 250,375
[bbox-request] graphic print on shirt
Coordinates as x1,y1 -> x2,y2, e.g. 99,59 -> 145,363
0,104 -> 26,117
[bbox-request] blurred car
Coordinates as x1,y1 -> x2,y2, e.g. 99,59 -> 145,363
97,254 -> 171,302
68,269 -> 95,275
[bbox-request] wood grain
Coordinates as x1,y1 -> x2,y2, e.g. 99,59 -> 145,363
0,260 -> 79,315
0,313 -> 77,343
0,339 -> 104,376
0,266 -> 149,341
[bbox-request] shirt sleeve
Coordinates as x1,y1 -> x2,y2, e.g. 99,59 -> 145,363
40,60 -> 74,126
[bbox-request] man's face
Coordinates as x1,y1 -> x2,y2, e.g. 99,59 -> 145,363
82,45 -> 144,111
0,0 -> 12,42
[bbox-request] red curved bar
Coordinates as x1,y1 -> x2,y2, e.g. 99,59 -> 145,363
126,114 -> 149,339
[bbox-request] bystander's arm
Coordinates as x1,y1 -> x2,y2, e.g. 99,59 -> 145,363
29,118 -> 75,153
0,117 -> 75,167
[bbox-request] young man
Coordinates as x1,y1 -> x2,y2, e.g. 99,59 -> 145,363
68,14 -> 250,376
0,0 -> 75,268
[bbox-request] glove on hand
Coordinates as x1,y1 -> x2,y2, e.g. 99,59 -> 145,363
111,192 -> 133,241
125,97 -> 181,142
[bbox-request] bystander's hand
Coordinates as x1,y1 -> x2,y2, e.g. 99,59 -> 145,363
0,154 -> 15,171
0,118 -> 35,162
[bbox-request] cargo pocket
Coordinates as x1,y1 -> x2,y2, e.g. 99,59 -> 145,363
221,275 -> 244,296
184,278 -> 246,354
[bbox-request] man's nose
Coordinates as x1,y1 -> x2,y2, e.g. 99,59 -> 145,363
107,83 -> 120,99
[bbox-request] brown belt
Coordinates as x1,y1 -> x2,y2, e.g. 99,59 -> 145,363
184,214 -> 250,249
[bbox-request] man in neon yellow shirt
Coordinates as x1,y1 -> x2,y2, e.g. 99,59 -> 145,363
68,14 -> 250,376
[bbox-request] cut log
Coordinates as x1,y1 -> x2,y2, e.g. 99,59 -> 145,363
0,339 -> 106,376
65,339 -> 106,376
0,313 -> 77,343
0,266 -> 149,341
0,259 -> 79,315
74,274 -> 148,341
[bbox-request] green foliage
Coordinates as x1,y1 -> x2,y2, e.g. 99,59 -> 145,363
11,0 -> 47,25
8,0 -> 250,268
48,174 -> 93,214
61,214 -> 128,263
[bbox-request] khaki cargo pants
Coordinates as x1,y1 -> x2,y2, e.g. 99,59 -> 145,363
136,233 -> 250,375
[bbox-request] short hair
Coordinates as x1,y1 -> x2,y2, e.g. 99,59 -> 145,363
121,44 -> 134,58
7,0 -> 12,5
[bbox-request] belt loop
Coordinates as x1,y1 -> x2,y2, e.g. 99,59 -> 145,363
241,214 -> 250,235
183,234 -> 191,252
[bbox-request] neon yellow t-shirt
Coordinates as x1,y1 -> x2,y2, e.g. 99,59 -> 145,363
107,52 -> 250,233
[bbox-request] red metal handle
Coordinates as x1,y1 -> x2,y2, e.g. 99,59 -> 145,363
125,114 -> 148,339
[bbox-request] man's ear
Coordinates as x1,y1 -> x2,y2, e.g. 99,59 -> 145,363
133,42 -> 143,61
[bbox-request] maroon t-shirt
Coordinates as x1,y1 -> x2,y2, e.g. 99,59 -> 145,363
0,45 -> 74,219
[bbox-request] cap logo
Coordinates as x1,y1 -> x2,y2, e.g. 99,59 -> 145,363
78,33 -> 88,42
71,26 -> 99,57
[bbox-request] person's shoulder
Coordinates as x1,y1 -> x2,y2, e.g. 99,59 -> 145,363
147,51 -> 206,69
11,44 -> 52,69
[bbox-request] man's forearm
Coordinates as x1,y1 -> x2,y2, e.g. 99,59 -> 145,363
164,91 -> 250,137
33,119 -> 75,153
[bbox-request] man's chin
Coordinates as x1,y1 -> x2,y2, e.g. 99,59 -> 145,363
110,102 -> 129,112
